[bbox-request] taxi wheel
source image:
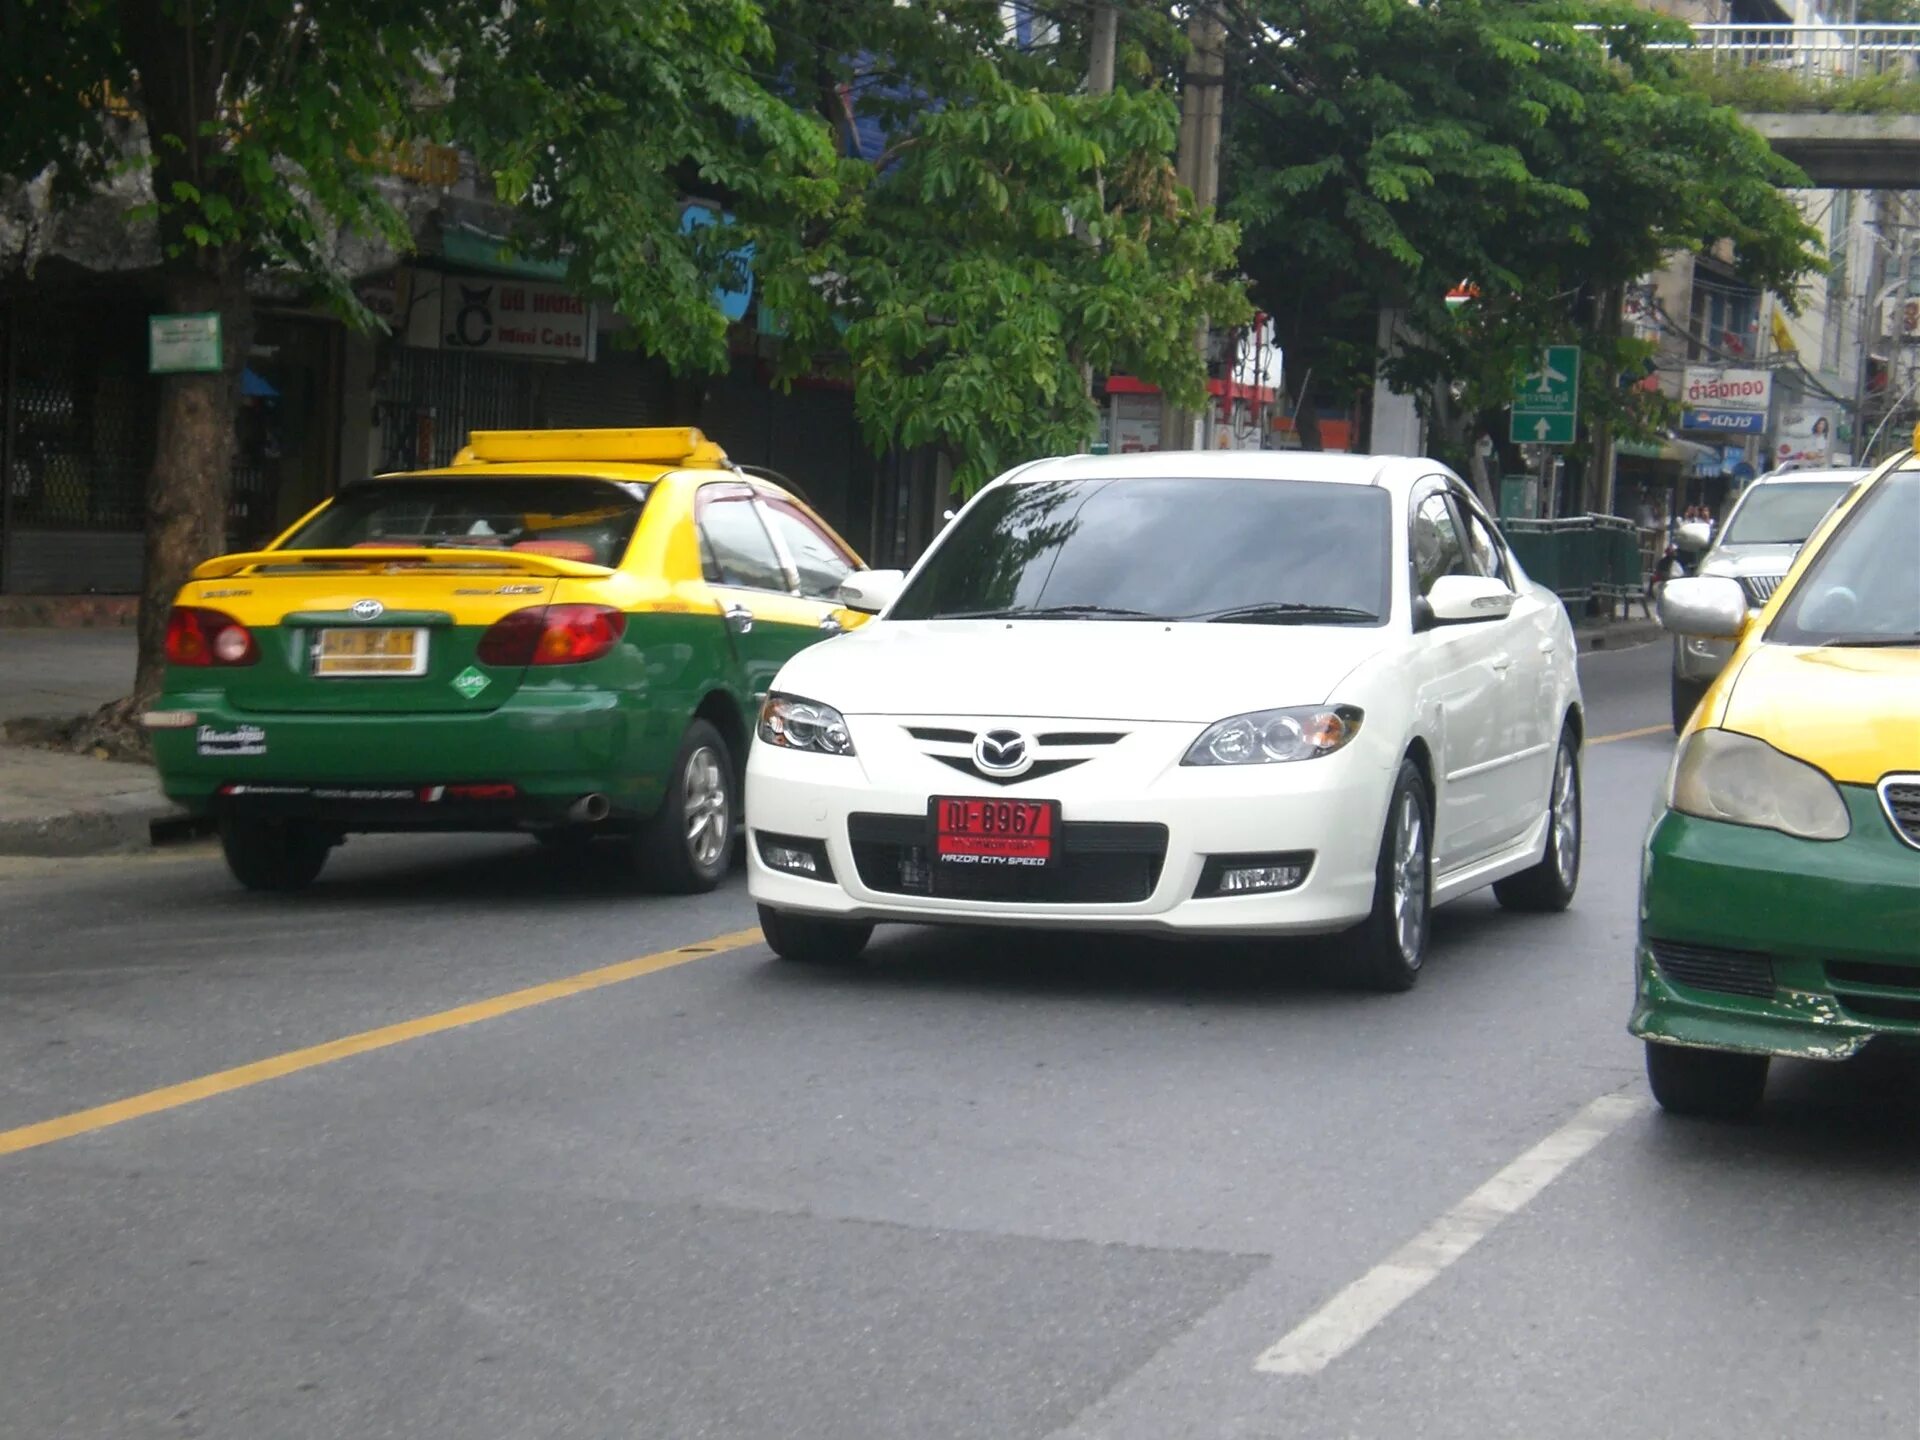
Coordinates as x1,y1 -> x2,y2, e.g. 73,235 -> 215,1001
1339,761 -> 1431,993
1493,727 -> 1581,913
1645,1041 -> 1769,1120
758,904 -> 873,965
633,720 -> 736,894
219,816 -> 331,893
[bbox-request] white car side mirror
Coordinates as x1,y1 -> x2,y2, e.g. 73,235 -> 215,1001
1421,574 -> 1516,627
1658,575 -> 1749,639
837,568 -> 906,615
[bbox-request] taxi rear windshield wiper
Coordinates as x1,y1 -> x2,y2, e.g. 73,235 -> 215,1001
1179,602 -> 1381,625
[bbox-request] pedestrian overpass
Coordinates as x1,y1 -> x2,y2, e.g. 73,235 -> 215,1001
1672,24 -> 1920,188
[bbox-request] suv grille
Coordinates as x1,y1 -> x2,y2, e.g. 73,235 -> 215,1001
1879,777 -> 1920,850
1650,940 -> 1775,998
1738,574 -> 1783,607
848,812 -> 1167,904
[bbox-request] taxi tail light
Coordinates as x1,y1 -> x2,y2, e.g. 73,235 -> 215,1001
476,605 -> 626,666
164,606 -> 258,667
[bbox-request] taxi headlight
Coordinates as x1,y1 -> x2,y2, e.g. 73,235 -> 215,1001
1669,728 -> 1849,841
758,693 -> 855,756
1183,705 -> 1363,766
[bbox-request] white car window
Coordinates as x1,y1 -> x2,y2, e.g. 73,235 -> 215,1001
1411,492 -> 1473,598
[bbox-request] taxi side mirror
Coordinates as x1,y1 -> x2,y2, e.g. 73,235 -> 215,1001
837,568 -> 906,615
1658,575 -> 1748,639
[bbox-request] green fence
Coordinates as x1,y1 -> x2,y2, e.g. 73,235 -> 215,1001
1498,515 -> 1645,608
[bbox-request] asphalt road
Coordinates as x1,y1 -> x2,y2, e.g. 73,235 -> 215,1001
2,638 -> 1914,1440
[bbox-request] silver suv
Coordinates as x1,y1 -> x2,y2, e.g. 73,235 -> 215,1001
1669,466 -> 1865,731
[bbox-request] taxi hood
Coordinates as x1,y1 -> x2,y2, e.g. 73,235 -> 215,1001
775,619 -> 1391,723
1719,642 -> 1920,786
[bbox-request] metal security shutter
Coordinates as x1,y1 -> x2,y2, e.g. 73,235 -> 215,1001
539,356 -> 671,429
374,348 -> 537,471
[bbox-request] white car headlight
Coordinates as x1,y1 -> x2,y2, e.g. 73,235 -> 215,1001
758,693 -> 855,756
1668,728 -> 1849,841
1183,705 -> 1363,766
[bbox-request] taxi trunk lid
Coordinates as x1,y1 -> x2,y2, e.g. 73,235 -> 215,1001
181,550 -> 591,715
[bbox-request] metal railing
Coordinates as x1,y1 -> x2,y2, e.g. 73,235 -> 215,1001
1657,24 -> 1920,80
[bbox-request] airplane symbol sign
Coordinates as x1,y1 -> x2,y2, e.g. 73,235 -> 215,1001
1509,345 -> 1579,445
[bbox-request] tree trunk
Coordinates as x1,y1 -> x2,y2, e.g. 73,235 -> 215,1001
129,274 -> 252,710
1294,374 -> 1323,451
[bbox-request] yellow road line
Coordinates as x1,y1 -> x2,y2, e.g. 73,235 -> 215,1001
0,927 -> 762,1160
1590,724 -> 1671,746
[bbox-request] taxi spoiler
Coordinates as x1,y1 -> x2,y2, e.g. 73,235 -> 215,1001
189,547 -> 612,581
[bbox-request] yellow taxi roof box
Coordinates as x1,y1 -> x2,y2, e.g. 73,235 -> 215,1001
454,427 -> 729,468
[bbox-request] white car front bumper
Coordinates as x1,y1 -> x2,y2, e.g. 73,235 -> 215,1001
745,715 -> 1397,936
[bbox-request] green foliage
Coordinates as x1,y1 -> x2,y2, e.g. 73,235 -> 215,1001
1224,0 -> 1823,445
1675,54 -> 1920,116
753,2 -> 1247,490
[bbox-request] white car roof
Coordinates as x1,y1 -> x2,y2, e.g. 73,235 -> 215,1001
1000,450 -> 1438,490
1749,466 -> 1869,486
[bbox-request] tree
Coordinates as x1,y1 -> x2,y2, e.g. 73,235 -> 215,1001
754,0 -> 1248,490
1220,0 -> 1822,487
1,0 -> 836,716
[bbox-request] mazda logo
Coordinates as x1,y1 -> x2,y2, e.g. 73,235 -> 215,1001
350,599 -> 385,621
973,728 -> 1033,777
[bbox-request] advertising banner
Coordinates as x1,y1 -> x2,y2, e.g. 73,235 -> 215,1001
438,278 -> 595,361
1773,406 -> 1838,468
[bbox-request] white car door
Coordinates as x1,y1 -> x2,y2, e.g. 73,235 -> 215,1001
1456,493 -> 1555,847
1407,485 -> 1512,870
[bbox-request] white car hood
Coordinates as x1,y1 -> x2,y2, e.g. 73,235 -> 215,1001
781,619 -> 1391,722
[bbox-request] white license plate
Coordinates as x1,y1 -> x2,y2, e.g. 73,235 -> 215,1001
313,627 -> 428,677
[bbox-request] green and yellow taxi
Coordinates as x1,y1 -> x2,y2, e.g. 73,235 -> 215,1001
144,427 -> 883,893
1636,447 -> 1920,1118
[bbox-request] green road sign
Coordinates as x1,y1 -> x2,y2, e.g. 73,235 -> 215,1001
1509,344 -> 1579,446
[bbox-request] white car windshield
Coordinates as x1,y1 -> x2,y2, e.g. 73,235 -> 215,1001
888,476 -> 1392,625
1720,480 -> 1850,546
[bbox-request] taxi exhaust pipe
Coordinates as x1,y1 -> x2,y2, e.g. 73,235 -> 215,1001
569,793 -> 611,823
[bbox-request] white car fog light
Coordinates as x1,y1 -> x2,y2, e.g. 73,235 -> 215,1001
1198,853 -> 1314,898
755,831 -> 834,880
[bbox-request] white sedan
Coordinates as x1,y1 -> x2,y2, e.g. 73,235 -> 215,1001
746,452 -> 1584,989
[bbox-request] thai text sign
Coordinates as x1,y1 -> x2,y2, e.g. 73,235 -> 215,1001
440,279 -> 595,361
1682,367 -> 1771,413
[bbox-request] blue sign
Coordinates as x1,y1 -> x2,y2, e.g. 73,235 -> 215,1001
1683,408 -> 1765,434
679,204 -> 754,322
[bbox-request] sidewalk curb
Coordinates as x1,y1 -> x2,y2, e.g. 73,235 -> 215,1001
0,793 -> 189,857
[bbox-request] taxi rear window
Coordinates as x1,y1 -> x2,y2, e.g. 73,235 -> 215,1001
285,477 -> 652,568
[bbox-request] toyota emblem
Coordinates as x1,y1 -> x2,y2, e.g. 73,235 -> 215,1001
973,728 -> 1033,777
350,599 -> 385,621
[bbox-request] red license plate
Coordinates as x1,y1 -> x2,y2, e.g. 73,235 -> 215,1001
931,797 -> 1057,867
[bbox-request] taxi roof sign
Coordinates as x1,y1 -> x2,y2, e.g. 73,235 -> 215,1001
460,427 -> 727,467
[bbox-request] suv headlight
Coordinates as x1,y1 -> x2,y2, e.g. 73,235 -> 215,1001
1669,728 -> 1849,840
1183,706 -> 1363,766
758,693 -> 855,756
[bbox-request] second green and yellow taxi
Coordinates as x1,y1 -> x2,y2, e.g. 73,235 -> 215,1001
144,427 -> 900,893
1637,444 -> 1920,1118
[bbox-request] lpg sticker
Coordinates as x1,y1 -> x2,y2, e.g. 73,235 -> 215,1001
197,724 -> 267,757
451,666 -> 492,700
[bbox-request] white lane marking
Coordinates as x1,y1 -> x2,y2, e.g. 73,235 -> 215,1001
1253,1091 -> 1648,1377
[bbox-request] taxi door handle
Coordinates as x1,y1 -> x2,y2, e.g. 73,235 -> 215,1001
818,615 -> 844,635
725,604 -> 754,636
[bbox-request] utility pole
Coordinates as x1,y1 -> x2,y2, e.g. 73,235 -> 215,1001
1163,3 -> 1226,452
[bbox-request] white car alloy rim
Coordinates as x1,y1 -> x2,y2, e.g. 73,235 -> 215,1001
1393,790 -> 1427,964
1552,745 -> 1579,890
684,746 -> 730,869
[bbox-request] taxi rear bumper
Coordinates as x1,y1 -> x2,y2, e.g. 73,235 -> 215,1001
148,688 -> 673,827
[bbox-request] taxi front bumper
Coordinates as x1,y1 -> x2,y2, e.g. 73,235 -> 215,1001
1630,791 -> 1920,1061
